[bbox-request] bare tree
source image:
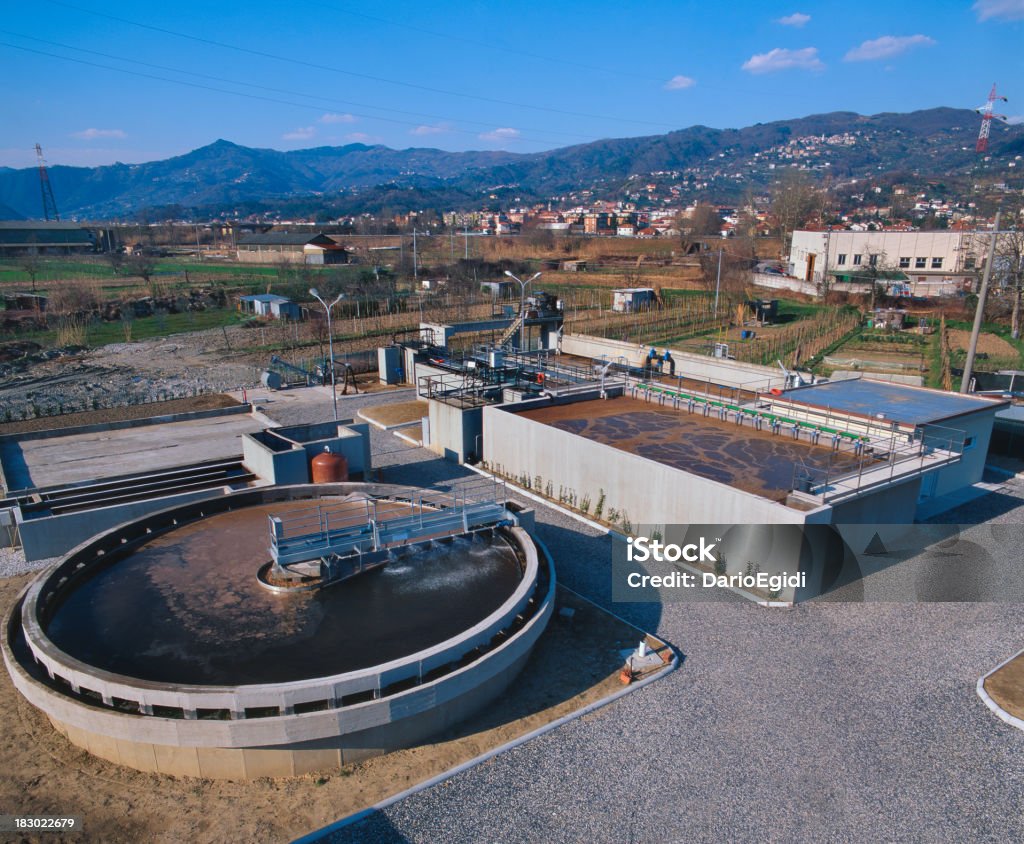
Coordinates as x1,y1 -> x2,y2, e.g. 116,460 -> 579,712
993,211 -> 1024,339
123,252 -> 161,297
106,249 -> 125,276
770,170 -> 826,258
19,241 -> 42,292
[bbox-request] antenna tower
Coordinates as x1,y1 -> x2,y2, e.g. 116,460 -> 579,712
975,84 -> 1008,154
35,143 -> 60,221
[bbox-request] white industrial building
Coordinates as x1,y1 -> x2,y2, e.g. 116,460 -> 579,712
787,229 -> 1004,296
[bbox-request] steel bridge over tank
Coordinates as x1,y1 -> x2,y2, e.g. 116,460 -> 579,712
268,478 -> 511,567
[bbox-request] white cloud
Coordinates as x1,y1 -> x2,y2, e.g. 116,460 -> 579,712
777,12 -> 811,27
741,47 -> 823,74
282,126 -> 315,140
411,124 -> 450,136
479,127 -> 521,142
973,0 -> 1024,21
844,34 -> 936,62
71,128 -> 126,140
1007,115 -> 1024,125
319,113 -> 356,124
664,75 -> 696,90
345,132 -> 378,143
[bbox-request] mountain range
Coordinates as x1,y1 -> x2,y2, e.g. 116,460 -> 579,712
2,107 -> 1022,220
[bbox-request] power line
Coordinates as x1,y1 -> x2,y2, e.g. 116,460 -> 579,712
0,41 -> 581,149
306,1 -> 663,83
0,30 -> 598,145
43,0 -> 684,130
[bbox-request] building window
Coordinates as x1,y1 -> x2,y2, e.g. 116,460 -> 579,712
869,254 -> 879,267
899,256 -> 911,268
964,257 -> 976,270
915,257 -> 926,268
853,254 -> 862,265
931,257 -> 943,269
963,436 -> 976,451
837,253 -> 847,265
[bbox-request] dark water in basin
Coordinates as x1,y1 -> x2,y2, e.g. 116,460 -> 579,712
44,501 -> 522,686
523,398 -> 870,500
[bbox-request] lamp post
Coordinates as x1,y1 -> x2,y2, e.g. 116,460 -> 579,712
504,270 -> 541,352
310,287 -> 344,420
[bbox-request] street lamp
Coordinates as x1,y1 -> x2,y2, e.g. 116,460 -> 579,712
504,270 -> 541,352
310,287 -> 344,421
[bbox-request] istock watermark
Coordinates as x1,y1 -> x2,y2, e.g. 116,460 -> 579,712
611,523 -> 1024,603
626,536 -> 719,564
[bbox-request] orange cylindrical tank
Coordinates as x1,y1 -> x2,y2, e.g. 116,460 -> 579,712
311,448 -> 349,483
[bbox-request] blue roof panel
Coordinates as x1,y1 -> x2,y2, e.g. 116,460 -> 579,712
780,379 -> 1007,425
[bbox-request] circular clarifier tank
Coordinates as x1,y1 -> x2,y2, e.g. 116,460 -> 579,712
3,485 -> 554,779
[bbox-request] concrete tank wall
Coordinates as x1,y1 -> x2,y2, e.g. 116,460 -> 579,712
560,333 -> 785,390
482,402 -> 815,527
4,485 -> 555,779
427,401 -> 483,464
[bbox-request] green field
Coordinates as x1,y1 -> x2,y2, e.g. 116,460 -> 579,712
11,308 -> 248,349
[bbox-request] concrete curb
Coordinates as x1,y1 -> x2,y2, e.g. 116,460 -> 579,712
976,646 -> 1024,732
356,409 -> 424,431
292,571 -> 679,843
392,429 -> 422,447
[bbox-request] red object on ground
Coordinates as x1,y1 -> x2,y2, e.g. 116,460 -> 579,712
311,450 -> 349,483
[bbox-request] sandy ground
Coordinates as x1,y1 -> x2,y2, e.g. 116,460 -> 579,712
948,328 -> 1019,358
983,652 -> 1024,721
0,575 -> 668,844
357,401 -> 427,429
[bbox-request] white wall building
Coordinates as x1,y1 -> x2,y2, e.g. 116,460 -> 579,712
788,230 -> 999,297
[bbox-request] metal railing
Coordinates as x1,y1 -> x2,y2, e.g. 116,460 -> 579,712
790,422 -> 967,503
269,478 -> 510,566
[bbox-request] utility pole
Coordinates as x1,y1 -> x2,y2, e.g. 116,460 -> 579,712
464,223 -> 470,259
821,226 -> 832,299
714,248 -> 723,315
412,229 -> 418,279
960,210 -> 1001,394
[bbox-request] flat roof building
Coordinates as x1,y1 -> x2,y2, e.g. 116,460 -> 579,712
0,221 -> 95,256
788,229 -> 1013,297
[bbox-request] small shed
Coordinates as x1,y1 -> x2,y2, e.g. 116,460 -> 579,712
870,308 -> 907,330
560,260 -> 587,272
612,287 -> 656,313
239,294 -> 302,320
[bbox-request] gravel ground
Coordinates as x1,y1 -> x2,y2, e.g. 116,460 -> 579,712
307,446 -> 1024,843
0,546 -> 59,578
0,327 -> 265,423
5,382 -> 1024,841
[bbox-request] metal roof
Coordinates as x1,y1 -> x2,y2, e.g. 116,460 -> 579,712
780,378 -> 1009,426
240,294 -> 293,304
828,269 -> 909,282
0,224 -> 94,246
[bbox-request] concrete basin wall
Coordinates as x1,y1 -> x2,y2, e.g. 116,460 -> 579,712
3,484 -> 554,778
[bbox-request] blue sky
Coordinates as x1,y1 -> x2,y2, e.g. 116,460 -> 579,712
2,0 -> 1023,168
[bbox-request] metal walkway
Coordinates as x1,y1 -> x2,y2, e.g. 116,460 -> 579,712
269,479 -> 511,567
